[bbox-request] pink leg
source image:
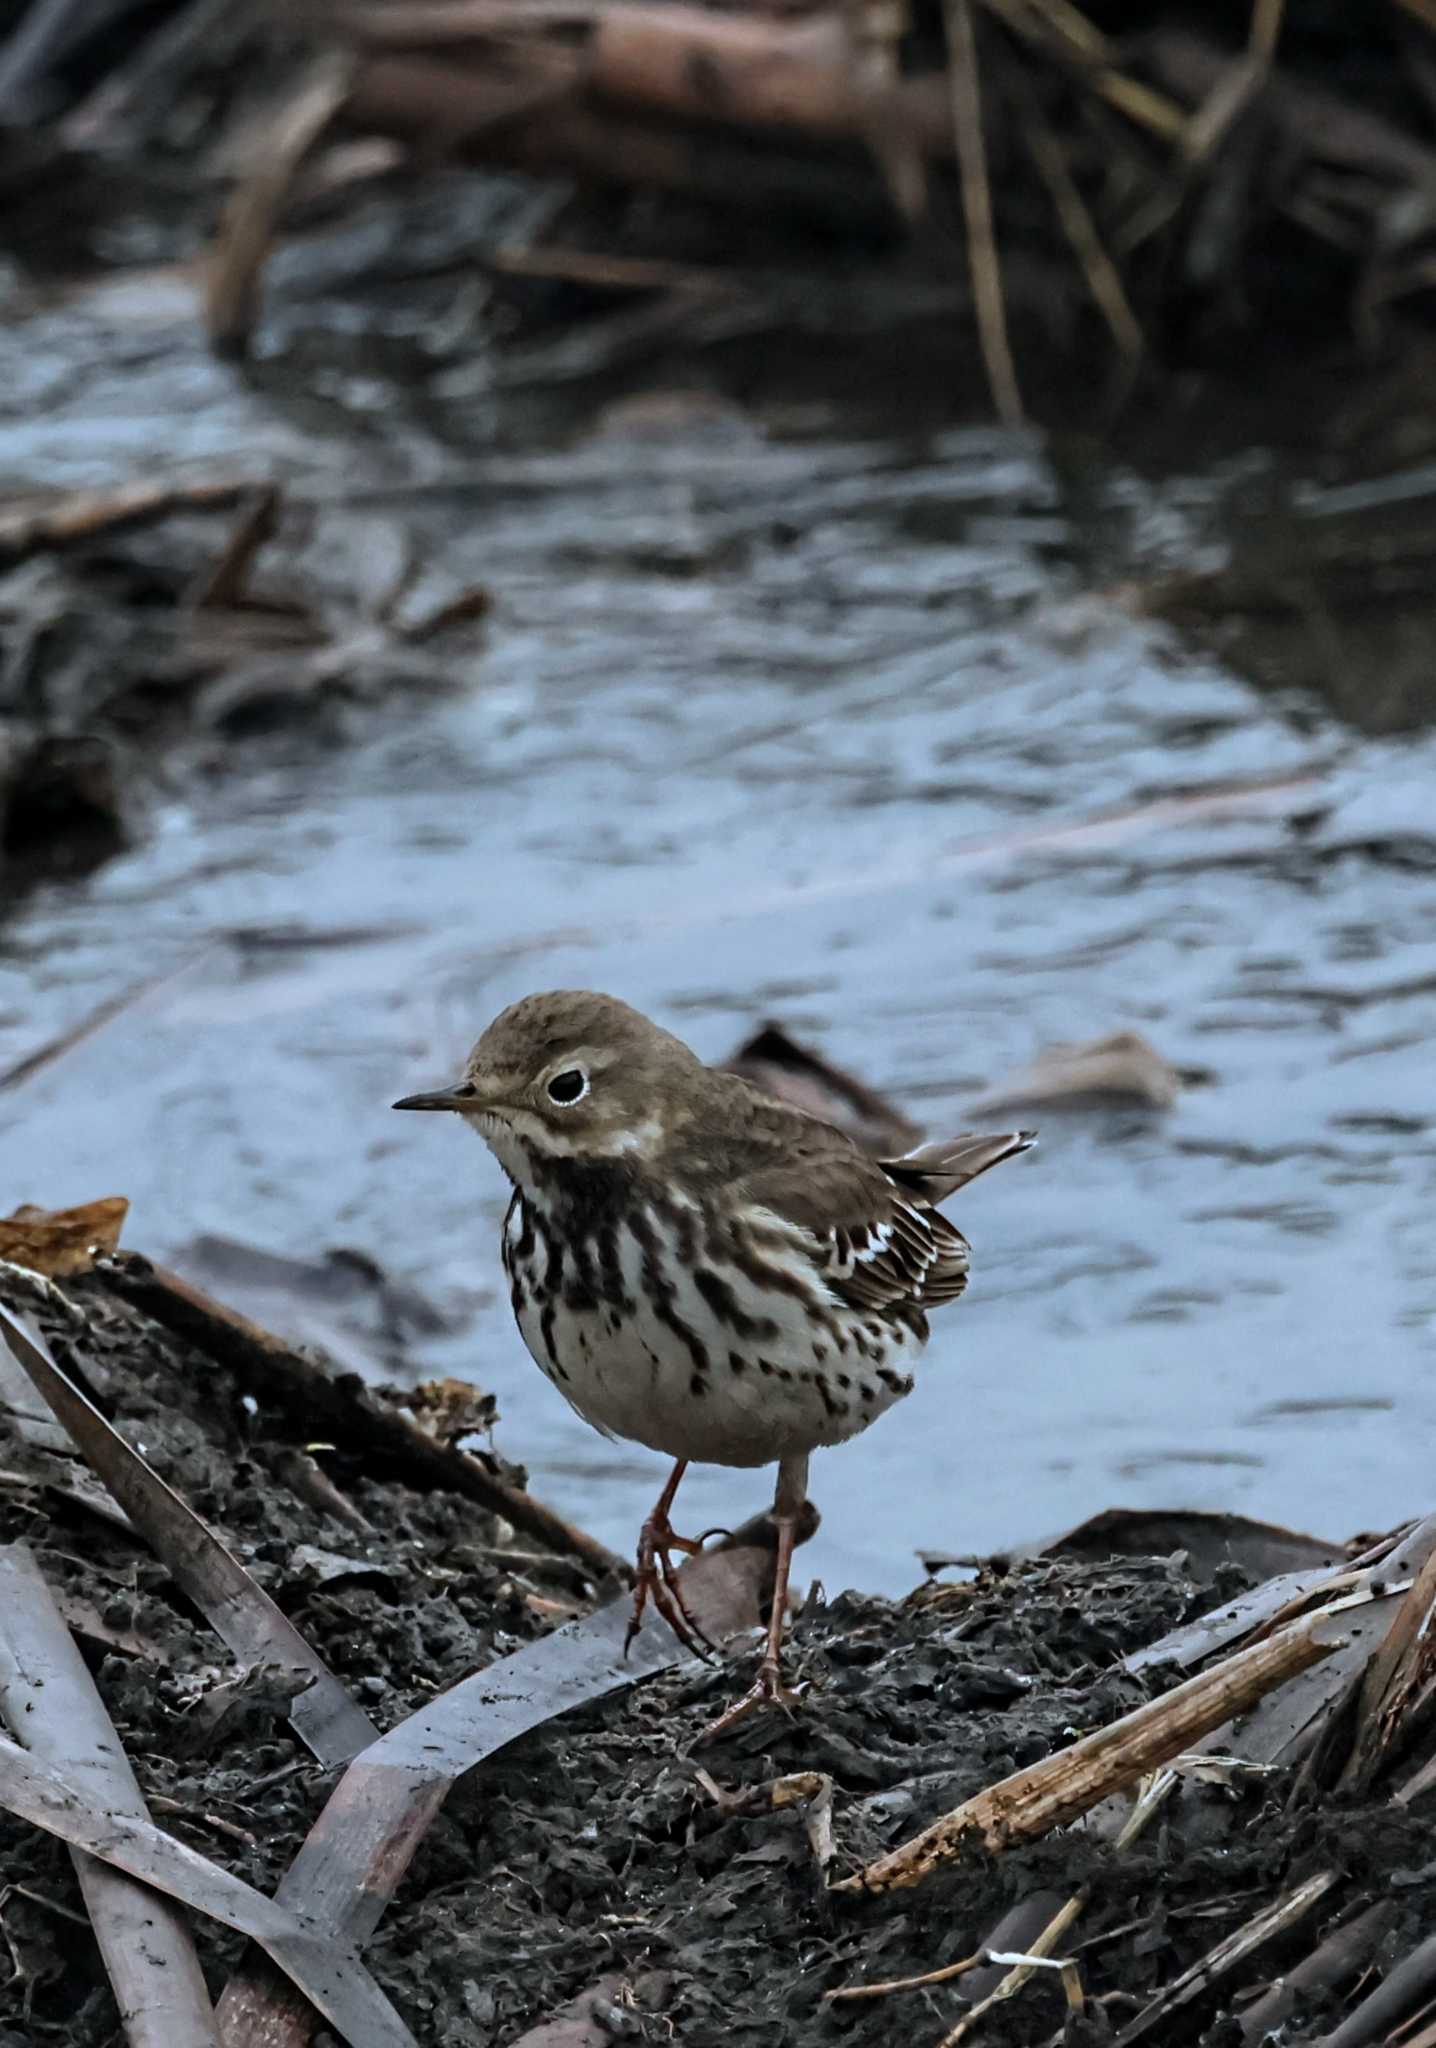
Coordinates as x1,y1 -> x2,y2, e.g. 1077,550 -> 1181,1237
693,1454 -> 807,1744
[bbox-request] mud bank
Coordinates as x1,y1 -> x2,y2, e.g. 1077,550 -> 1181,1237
2,1254 -> 1433,2047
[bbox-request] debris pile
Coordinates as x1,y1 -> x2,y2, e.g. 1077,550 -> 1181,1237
7,4 -> 1436,408
205,1 -> 1436,402
0,479 -> 490,897
2,1217 -> 1435,2046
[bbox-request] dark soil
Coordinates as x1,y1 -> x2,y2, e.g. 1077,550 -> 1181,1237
0,1262 -> 1431,2047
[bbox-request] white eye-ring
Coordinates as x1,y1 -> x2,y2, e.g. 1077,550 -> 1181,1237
546,1067 -> 589,1106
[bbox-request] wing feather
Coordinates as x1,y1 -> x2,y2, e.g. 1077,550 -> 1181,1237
735,1163 -> 970,1319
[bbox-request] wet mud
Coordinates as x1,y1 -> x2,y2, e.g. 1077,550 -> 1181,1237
3,1262 -> 1432,2046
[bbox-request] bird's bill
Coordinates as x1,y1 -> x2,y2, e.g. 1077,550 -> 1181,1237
392,1085 -> 471,1112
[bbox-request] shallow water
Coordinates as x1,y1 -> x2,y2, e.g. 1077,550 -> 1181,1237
3,217 -> 1435,1593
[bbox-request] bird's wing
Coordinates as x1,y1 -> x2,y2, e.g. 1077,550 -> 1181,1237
732,1148 -> 972,1317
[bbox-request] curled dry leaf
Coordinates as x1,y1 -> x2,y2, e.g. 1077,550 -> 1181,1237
0,1197 -> 129,1277
401,1376 -> 498,1444
969,1030 -> 1181,1116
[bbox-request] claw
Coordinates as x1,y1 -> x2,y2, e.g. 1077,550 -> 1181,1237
691,1653 -> 801,1747
624,1503 -> 720,1662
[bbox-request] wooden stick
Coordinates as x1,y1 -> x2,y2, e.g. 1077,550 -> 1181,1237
206,55 -> 354,358
1116,1870 -> 1338,2044
347,56 -> 899,229
944,0 -> 1023,425
836,1616 -> 1339,1894
937,1903 -> 1084,2044
1004,59 -> 1143,361
0,476 -> 259,561
932,1768 -> 1175,2044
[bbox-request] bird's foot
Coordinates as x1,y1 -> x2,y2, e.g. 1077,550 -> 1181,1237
691,1653 -> 801,1747
623,1511 -> 720,1663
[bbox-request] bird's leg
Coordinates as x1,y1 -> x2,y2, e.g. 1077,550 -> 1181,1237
692,1454 -> 807,1745
625,1459 -> 719,1661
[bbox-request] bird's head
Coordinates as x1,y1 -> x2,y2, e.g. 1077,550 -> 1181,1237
394,989 -> 702,1181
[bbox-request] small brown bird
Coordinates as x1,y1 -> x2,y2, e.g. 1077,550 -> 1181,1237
395,991 -> 1033,1733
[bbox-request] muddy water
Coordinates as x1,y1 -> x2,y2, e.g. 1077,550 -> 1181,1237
3,236 -> 1435,1593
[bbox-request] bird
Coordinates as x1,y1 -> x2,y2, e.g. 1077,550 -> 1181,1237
394,990 -> 1034,1736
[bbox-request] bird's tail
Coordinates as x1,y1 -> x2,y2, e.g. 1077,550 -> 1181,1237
881,1129 -> 1036,1202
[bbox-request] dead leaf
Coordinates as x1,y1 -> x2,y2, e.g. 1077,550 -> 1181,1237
969,1031 -> 1181,1116
402,1376 -> 497,1445
0,1197 -> 129,1276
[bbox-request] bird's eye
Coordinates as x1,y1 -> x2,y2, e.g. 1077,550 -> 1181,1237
546,1068 -> 588,1105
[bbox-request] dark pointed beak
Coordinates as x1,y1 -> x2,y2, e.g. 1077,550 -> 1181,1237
392,1086 -> 472,1112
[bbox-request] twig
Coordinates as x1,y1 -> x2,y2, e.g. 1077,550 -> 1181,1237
3,1883 -> 90,1928
944,0 -> 1023,424
0,478 -> 258,562
0,954 -> 216,1094
206,55 -> 354,358
827,1952 -> 985,2003
936,1904 -> 1085,2045
1003,59 -> 1143,361
931,1770 -> 1175,2045
977,0 -> 1185,141
187,484 -> 281,610
1116,1870 -> 1338,2043
837,1618 -> 1339,1894
1249,0 -> 1285,62
695,1767 -> 835,1877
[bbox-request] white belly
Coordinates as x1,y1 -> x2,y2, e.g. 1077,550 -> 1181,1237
504,1192 -> 921,1467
